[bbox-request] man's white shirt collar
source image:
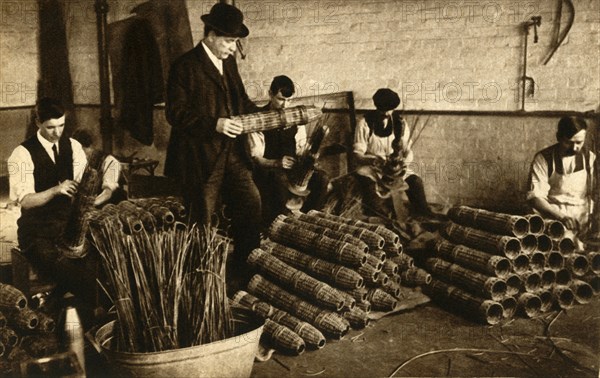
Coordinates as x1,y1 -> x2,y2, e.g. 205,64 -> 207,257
37,130 -> 58,162
202,41 -> 223,75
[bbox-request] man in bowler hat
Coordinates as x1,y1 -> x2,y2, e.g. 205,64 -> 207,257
164,3 -> 261,289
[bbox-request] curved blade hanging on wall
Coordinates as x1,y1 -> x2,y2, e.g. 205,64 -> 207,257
542,0 -> 574,65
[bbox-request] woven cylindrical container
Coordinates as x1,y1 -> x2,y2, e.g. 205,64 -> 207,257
544,219 -> 566,239
565,254 -> 590,277
365,288 -> 398,312
525,214 -> 545,235
517,292 -> 542,318
264,319 -> 306,355
581,274 -> 600,295
381,280 -> 402,298
519,272 -> 541,293
545,251 -> 565,271
424,279 -> 503,325
279,215 -> 369,253
504,274 -> 522,296
512,254 -> 530,274
382,260 -> 399,277
500,296 -> 517,320
337,291 -> 356,311
357,264 -> 380,285
0,284 -> 27,310
35,311 -> 56,333
9,307 -> 39,330
400,267 -> 432,287
0,311 -> 5,328
553,237 -> 576,255
306,210 -> 401,251
368,249 -> 387,262
555,268 -> 572,286
447,206 -> 530,237
248,275 -> 349,338
538,290 -> 554,313
552,285 -> 575,309
356,301 -> 371,314
529,252 -> 546,272
263,241 -> 364,289
270,221 -> 367,267
232,291 -> 326,349
366,254 -> 383,272
248,249 -> 346,311
588,252 -> 600,274
343,308 -> 370,329
569,280 -> 593,304
436,241 -> 512,278
391,254 -> 414,272
231,105 -> 322,134
295,213 -> 385,251
540,270 -> 556,290
519,234 -> 538,255
346,287 -> 368,302
424,258 -> 506,301
444,223 -> 521,259
0,327 -> 18,348
535,234 -> 553,253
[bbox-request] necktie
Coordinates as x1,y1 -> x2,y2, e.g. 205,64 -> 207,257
52,144 -> 59,163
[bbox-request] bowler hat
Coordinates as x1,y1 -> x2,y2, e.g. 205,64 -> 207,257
201,3 -> 249,38
373,88 -> 400,111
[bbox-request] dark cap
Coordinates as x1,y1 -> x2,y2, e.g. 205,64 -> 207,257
201,3 -> 249,38
372,88 -> 400,111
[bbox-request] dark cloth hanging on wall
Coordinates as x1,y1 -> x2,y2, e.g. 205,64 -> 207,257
112,18 -> 164,146
34,0 -> 75,138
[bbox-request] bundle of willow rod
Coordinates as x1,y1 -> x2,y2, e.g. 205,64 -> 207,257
447,206 -> 530,237
263,319 -> 306,355
294,213 -> 385,251
269,220 -> 367,267
278,215 -> 369,253
247,275 -> 349,338
57,166 -> 99,258
424,279 -> 504,325
0,284 -> 27,310
286,124 -> 329,192
444,222 -> 522,259
248,249 -> 347,311
434,239 -> 511,278
90,221 -> 232,353
424,258 -> 507,301
262,241 -> 364,289
307,210 -> 401,254
232,291 -> 326,349
231,105 -> 322,134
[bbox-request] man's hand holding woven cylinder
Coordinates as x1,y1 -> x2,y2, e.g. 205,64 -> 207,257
216,118 -> 243,138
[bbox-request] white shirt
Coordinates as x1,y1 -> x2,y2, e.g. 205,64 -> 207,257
247,125 -> 308,159
353,115 -> 415,177
202,41 -> 223,75
8,131 -> 87,202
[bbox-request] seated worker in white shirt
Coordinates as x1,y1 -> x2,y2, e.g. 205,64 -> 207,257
528,116 -> 595,244
71,128 -> 127,206
353,88 -> 434,219
247,75 -> 329,226
7,98 -> 100,328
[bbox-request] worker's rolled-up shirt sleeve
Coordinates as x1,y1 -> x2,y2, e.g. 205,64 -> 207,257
352,118 -> 369,156
527,153 -> 550,201
101,155 -> 121,191
8,146 -> 35,203
247,132 -> 266,158
71,139 -> 88,182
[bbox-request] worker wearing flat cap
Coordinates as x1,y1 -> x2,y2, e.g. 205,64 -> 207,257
164,3 -> 261,289
527,116 -> 595,247
353,88 -> 434,218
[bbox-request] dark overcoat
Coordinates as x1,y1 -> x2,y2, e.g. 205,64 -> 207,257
164,43 -> 257,220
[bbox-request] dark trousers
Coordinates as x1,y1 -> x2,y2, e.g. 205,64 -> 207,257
19,233 -> 100,328
203,150 -> 262,286
357,173 -> 430,217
